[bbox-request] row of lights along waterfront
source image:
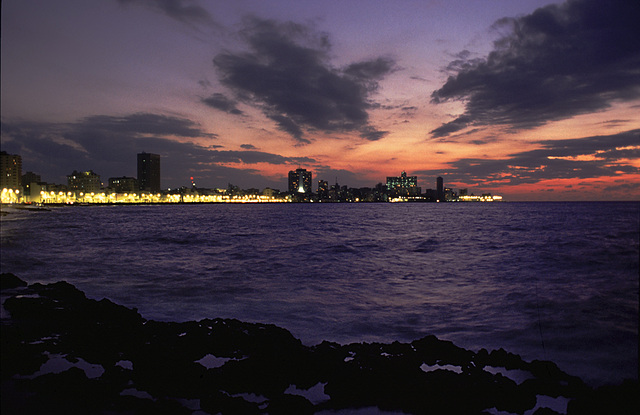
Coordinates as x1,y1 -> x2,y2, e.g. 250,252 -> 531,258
1,151 -> 501,204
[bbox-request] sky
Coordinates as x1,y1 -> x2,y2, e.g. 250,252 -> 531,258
2,0 -> 639,200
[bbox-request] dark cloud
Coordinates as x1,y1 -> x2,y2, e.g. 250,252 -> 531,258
443,50 -> 484,73
312,166 -> 372,188
428,127 -> 493,144
202,93 -> 244,115
359,126 -> 389,141
416,129 -> 640,186
240,144 -> 257,150
117,0 -> 216,28
603,181 -> 640,194
198,79 -> 212,89
344,57 -> 397,90
431,0 -> 640,136
213,17 -> 394,143
430,115 -> 473,138
79,113 -> 215,138
599,119 -> 632,129
207,149 -> 313,166
268,114 -> 308,144
533,129 -> 640,160
1,113 -> 315,189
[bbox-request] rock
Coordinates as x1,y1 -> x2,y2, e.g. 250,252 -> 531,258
266,394 -> 314,415
200,390 -> 261,415
2,276 -> 637,415
0,273 -> 27,290
30,280 -> 87,304
534,408 -> 564,415
567,380 -> 640,415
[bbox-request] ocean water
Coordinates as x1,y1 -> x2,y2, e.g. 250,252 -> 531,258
1,202 -> 638,386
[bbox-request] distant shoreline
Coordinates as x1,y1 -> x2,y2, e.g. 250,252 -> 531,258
2,200 -> 639,209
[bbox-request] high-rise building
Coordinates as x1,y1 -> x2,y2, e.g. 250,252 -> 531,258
317,180 -> 329,200
436,176 -> 444,202
137,152 -> 161,192
68,170 -> 102,193
1,151 -> 22,190
386,171 -> 419,196
288,168 -> 312,194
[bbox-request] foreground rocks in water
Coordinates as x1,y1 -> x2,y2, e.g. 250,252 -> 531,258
1,273 -> 637,415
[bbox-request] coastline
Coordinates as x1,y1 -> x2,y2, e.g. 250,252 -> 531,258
2,274 -> 637,415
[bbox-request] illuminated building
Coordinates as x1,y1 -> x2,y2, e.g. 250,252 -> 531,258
67,170 -> 102,193
1,151 -> 22,190
386,171 -> 419,196
436,176 -> 444,202
109,176 -> 138,193
137,152 -> 161,192
318,180 -> 328,200
262,187 -> 279,197
445,187 -> 456,201
288,168 -> 312,194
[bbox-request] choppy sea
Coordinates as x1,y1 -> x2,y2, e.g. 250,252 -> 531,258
1,202 -> 638,387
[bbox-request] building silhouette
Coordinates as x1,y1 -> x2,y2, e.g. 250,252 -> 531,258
109,176 -> 138,193
288,168 -> 312,194
21,172 -> 42,197
317,180 -> 329,200
22,172 -> 41,187
68,170 -> 102,193
386,171 -> 420,196
436,176 -> 444,202
0,151 -> 22,190
137,152 -> 161,193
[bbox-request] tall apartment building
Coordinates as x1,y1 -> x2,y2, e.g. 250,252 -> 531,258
67,170 -> 102,193
437,176 -> 444,202
288,168 -> 312,194
0,151 -> 22,190
317,180 -> 329,199
386,171 -> 420,196
137,152 -> 161,193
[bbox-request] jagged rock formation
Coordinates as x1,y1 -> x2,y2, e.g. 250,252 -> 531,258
1,273 -> 637,414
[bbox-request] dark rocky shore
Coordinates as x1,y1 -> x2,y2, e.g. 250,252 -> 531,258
1,274 -> 637,415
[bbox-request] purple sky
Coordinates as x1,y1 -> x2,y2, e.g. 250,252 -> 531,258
2,0 -> 639,200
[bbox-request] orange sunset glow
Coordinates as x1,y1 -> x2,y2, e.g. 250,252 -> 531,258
1,0 -> 639,200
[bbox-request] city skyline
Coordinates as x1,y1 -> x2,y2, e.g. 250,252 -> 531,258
1,0 -> 639,201
4,148 -> 463,198
6,148 -> 489,204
